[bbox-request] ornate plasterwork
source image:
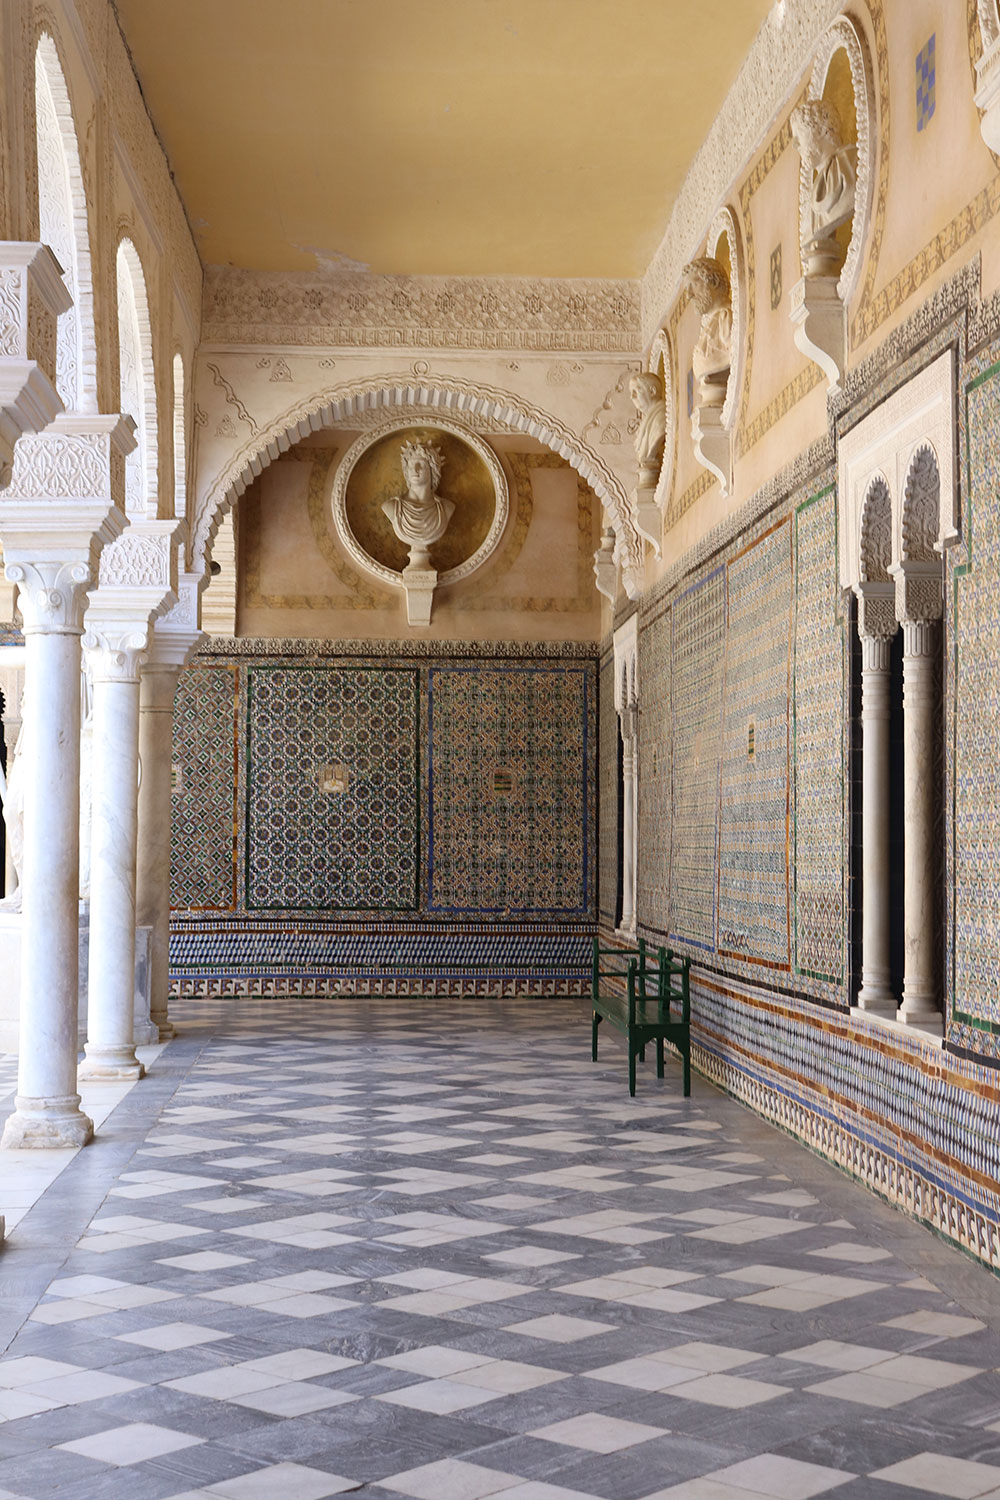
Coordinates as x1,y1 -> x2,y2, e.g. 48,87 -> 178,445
707,210 -> 744,434
975,0 -> 1000,152
646,327 -> 675,515
838,348 -> 958,604
116,238 -> 158,516
5,411 -> 135,507
201,267 -> 640,353
329,418 -> 509,620
192,374 -> 643,601
641,0 -> 844,346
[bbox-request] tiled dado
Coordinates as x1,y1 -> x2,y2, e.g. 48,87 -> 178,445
169,921 -> 594,998
689,975 -> 1000,1270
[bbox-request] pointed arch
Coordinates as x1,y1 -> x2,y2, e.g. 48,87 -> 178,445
34,31 -> 98,412
191,374 -> 640,593
901,443 -> 941,563
116,238 -> 158,516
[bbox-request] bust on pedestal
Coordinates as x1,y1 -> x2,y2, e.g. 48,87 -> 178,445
381,440 -> 455,626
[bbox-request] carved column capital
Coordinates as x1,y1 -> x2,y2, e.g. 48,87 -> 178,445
893,560 -> 943,628
7,558 -> 92,634
84,520 -> 182,665
82,624 -> 150,683
0,244 -> 72,485
860,632 -> 893,675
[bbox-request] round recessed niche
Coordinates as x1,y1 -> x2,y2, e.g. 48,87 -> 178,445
330,419 -> 508,587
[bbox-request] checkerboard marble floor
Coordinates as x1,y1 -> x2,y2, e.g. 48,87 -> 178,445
1,995 -> 1000,1500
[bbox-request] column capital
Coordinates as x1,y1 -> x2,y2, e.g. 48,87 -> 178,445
0,244 -> 71,484
860,632 -> 893,674
83,520 -> 183,683
146,570 -> 207,672
855,579 -> 897,644
892,559 -> 943,627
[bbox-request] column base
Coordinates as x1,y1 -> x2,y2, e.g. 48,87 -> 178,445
898,990 -> 943,1029
79,1047 -> 145,1082
857,985 -> 898,1017
155,1020 -> 176,1041
1,1094 -> 94,1149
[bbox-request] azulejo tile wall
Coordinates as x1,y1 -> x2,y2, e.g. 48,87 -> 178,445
171,641 -> 597,994
637,601 -> 671,937
598,650 -> 618,926
247,666 -> 419,911
170,666 -> 238,911
718,521 -> 792,967
427,666 -> 591,915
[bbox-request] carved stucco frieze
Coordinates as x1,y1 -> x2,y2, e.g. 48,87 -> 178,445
4,412 -> 135,507
202,267 -> 640,352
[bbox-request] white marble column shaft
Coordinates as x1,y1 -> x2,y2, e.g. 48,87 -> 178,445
899,619 -> 941,1026
2,577 -> 92,1147
857,632 -> 897,1015
137,662 -> 180,1040
80,648 -> 145,1081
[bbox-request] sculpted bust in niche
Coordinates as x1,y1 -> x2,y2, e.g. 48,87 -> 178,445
682,257 -> 733,408
629,370 -> 667,486
791,99 -> 857,276
381,439 -> 455,569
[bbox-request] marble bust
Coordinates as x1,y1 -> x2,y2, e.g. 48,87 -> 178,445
629,371 -> 667,486
682,257 -> 733,407
791,99 -> 857,276
381,440 -> 455,569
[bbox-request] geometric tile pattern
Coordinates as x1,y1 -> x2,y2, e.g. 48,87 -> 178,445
916,33 -> 936,132
428,666 -> 594,916
170,665 -> 239,911
793,489 -> 845,983
637,604 -> 671,938
718,522 -> 792,966
670,568 -> 726,949
246,666 -> 420,911
2,994 -> 999,1499
951,362 -> 1000,1055
598,654 -> 618,925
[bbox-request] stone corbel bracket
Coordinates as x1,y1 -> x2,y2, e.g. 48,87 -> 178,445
975,1 -> 1000,153
593,526 -> 618,601
790,17 -> 876,389
152,569 -> 207,668
687,210 -> 743,497
0,244 -> 72,485
632,328 -> 675,556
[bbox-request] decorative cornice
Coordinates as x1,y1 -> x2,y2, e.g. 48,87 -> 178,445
194,636 -> 599,662
641,0 -> 844,347
201,266 -> 640,354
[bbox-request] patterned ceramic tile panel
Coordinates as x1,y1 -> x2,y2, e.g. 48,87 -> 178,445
951,361 -> 1000,1056
598,655 -> 618,924
718,522 -> 792,966
637,603 -> 671,937
670,568 -> 725,949
427,665 -> 593,915
246,666 -> 419,911
794,489 -> 845,982
170,666 -> 238,910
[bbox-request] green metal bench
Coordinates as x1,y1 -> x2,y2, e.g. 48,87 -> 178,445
591,937 -> 691,1098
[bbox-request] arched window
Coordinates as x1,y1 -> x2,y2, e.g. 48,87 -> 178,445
34,33 -> 97,412
116,239 -> 158,516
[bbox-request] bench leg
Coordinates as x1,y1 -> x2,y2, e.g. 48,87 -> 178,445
656,1037 -> 664,1078
592,1012 -> 600,1061
628,1044 -> 637,1098
682,1042 -> 691,1097
638,1042 -> 646,1063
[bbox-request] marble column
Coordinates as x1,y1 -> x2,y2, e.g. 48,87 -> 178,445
79,522 -> 180,1081
0,415 -> 131,1148
857,629 -> 897,1015
137,578 -> 203,1040
620,708 -> 637,935
899,617 -> 942,1027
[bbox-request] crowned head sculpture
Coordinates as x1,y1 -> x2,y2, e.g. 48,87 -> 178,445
381,438 -> 455,570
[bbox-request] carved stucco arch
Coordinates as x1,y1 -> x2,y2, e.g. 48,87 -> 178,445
646,325 -> 674,512
172,350 -> 187,522
804,14 -> 877,304
859,472 -> 891,582
706,206 -> 744,433
901,442 -> 941,564
116,236 -> 158,515
34,30 -> 98,413
191,374 -> 641,595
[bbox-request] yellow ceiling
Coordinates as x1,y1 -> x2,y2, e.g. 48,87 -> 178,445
114,0 -> 774,280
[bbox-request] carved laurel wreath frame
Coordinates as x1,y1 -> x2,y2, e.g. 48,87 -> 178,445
646,325 -> 674,513
801,15 -> 877,305
707,206 -> 744,434
329,416 -> 510,591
